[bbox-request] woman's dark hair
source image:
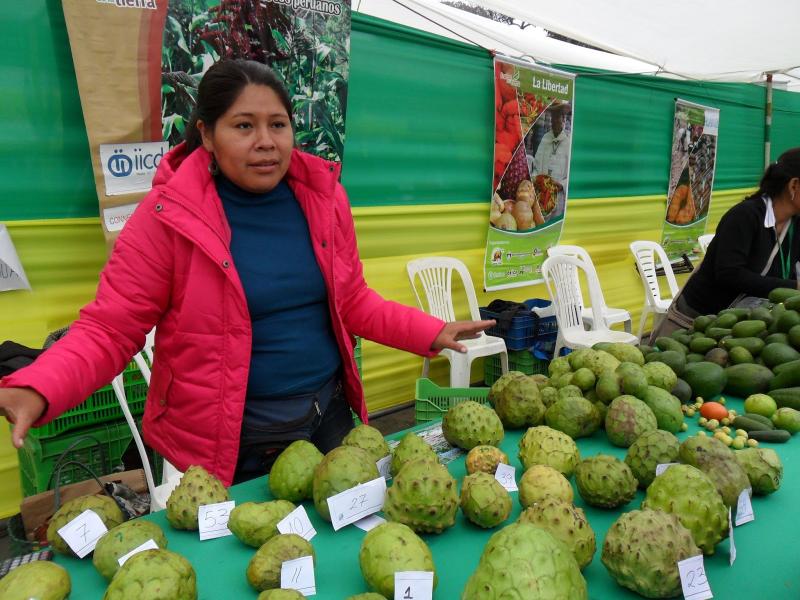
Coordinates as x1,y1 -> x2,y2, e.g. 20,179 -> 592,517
184,59 -> 293,152
748,147 -> 800,201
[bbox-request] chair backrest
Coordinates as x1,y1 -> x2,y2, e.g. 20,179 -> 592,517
629,240 -> 679,306
547,244 -> 606,312
547,244 -> 592,264
406,257 -> 482,326
698,233 -> 714,254
541,254 -> 609,334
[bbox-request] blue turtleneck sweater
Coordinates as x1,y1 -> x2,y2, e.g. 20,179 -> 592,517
216,175 -> 341,417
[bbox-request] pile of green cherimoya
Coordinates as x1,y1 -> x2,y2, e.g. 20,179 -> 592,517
505,343 -> 687,447
456,341 -> 784,598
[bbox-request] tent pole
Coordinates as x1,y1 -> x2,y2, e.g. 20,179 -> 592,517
764,72 -> 773,168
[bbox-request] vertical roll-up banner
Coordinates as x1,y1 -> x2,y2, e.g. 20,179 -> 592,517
484,57 -> 576,291
662,98 -> 720,260
61,0 -> 351,248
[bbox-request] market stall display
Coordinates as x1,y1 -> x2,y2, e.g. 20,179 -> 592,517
12,307 -> 800,597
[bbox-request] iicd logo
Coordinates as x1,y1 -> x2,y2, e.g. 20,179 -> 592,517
99,141 -> 168,196
108,149 -> 133,178
106,146 -> 165,178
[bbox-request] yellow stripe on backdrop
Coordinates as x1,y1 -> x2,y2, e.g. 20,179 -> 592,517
0,188 -> 749,516
0,219 -> 107,518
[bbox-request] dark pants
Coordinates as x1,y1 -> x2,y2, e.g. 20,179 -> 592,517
232,377 -> 354,485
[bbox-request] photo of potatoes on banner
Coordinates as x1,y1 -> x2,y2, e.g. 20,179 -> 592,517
491,67 -> 572,232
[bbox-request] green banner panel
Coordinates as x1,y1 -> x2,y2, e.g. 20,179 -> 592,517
772,87 -> 800,161
1,6 -> 799,220
0,1 -> 95,220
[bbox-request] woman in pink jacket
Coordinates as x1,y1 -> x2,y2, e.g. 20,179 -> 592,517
0,60 -> 492,485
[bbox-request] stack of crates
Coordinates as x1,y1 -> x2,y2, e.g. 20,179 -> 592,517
16,362 -> 150,497
479,299 -> 559,385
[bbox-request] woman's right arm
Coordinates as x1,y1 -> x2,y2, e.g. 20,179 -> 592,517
0,197 -> 174,445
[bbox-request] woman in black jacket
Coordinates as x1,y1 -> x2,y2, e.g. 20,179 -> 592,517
678,147 -> 800,317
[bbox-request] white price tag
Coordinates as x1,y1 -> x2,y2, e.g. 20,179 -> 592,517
494,463 -> 518,492
734,488 -> 754,526
394,571 -> 434,600
655,462 -> 679,476
354,514 -> 386,532
280,555 -> 315,596
117,539 -> 159,566
277,505 -> 317,541
327,477 -> 387,531
678,555 -> 713,599
377,455 -> 392,481
57,509 -> 108,558
728,508 -> 736,566
198,500 -> 235,541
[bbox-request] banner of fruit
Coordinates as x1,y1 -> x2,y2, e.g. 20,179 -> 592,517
662,99 -> 720,260
484,58 -> 575,291
61,0 -> 350,247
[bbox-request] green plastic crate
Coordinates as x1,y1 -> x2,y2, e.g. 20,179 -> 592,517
484,350 -> 550,385
18,420 -> 137,497
414,378 -> 490,423
27,362 -> 147,440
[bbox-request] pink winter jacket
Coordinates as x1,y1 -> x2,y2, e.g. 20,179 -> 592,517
3,144 -> 445,485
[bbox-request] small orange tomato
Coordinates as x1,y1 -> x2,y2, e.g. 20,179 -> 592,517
699,401 -> 729,421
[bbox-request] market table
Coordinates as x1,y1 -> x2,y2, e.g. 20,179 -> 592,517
53,394 -> 800,599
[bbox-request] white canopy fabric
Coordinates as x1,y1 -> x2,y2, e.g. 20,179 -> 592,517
356,0 -> 799,90
355,0 -> 660,74
468,0 -> 800,88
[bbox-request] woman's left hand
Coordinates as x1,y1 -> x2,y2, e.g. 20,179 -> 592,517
431,320 -> 496,353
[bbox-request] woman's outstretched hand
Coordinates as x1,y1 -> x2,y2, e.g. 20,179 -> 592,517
431,320 -> 496,353
0,387 -> 47,449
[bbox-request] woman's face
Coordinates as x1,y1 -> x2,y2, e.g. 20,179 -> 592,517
199,84 -> 294,193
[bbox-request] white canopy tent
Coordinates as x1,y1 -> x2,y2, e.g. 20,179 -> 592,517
355,0 -> 799,90
459,0 -> 800,88
356,0 -> 659,75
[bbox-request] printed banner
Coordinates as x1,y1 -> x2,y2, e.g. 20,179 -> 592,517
62,0 -> 351,247
484,57 -> 575,291
662,99 -> 720,260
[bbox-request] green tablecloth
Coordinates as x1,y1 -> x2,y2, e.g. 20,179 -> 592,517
53,395 -> 800,599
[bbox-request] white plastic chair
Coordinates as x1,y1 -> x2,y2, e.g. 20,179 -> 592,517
630,241 -> 680,340
112,329 -> 182,512
406,257 -> 509,387
547,245 -> 633,333
541,254 -> 639,356
698,233 -> 714,254
131,328 -> 155,385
